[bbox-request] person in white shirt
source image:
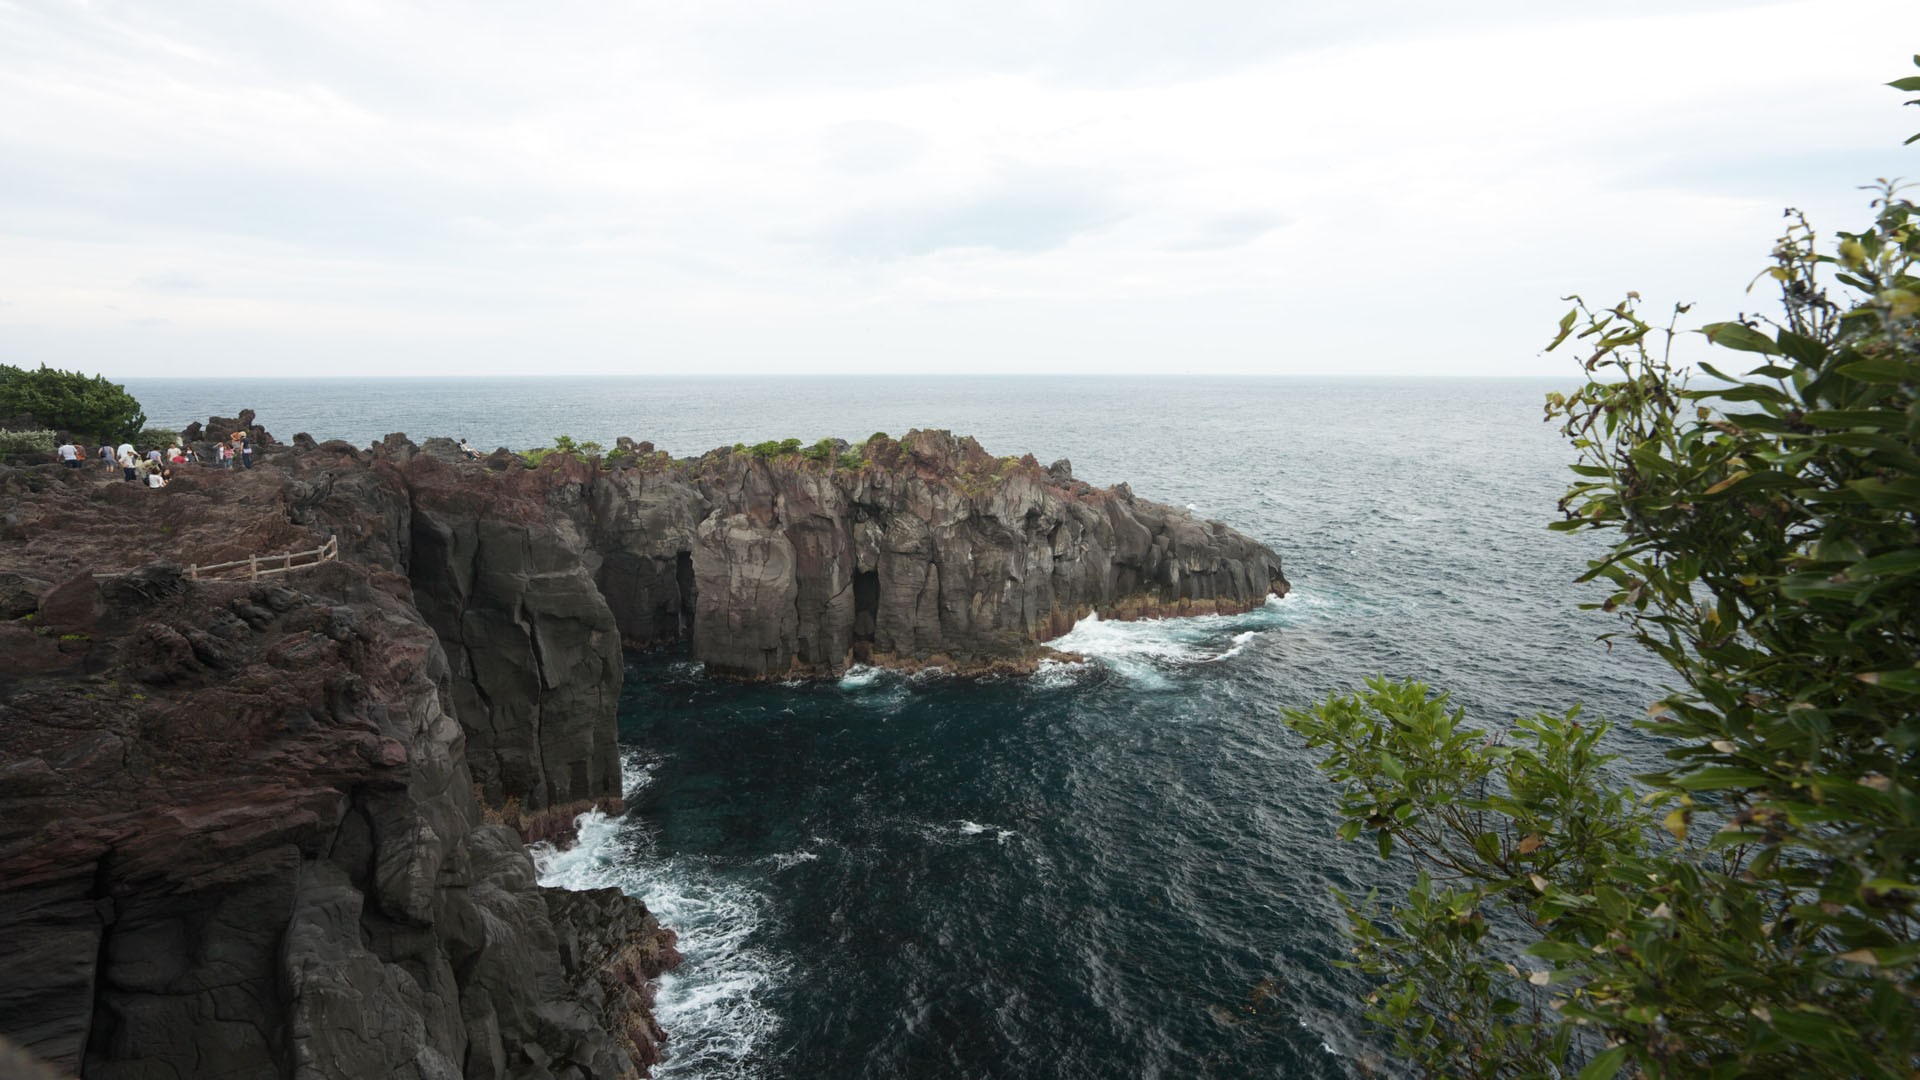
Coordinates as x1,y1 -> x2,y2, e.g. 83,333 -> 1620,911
57,441 -> 81,469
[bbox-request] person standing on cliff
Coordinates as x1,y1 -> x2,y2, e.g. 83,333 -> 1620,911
56,440 -> 81,469
118,446 -> 137,482
240,433 -> 254,469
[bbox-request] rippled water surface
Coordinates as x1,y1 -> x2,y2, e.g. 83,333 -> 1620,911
129,376 -> 1672,1077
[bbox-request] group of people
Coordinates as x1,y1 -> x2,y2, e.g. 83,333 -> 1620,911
53,429 -> 256,489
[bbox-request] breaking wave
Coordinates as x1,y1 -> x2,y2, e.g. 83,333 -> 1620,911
1043,592 -> 1311,688
534,752 -> 785,1079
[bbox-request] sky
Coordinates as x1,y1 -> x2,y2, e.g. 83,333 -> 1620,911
0,0 -> 1916,378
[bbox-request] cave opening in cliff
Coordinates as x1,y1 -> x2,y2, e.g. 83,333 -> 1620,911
853,569 -> 879,653
675,551 -> 695,638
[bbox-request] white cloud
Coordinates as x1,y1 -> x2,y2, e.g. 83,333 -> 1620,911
0,0 -> 1914,376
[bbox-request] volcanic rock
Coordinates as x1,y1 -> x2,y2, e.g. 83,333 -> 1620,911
0,414 -> 1287,1078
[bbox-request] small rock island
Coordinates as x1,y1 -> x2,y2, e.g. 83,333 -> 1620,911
0,416 -> 1287,1078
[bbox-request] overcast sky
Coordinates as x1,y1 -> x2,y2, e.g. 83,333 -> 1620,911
1,1 -> 1915,377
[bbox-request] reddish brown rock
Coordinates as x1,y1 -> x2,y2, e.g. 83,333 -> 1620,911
0,461 -> 674,1080
0,413 -> 1287,1078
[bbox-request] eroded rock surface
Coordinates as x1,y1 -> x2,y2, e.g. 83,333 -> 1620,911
0,417 -> 1285,1078
0,463 -> 672,1080
591,429 -> 1289,678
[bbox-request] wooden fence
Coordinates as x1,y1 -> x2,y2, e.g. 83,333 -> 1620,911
96,536 -> 340,582
184,536 -> 339,581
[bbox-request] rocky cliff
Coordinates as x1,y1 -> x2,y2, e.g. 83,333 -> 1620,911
0,419 -> 1286,1078
0,460 -> 673,1079
589,429 -> 1288,679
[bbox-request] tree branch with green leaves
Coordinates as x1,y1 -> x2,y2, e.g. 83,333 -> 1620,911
1282,68 -> 1919,1079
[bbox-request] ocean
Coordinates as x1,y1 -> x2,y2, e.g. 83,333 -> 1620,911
123,376 -> 1672,1078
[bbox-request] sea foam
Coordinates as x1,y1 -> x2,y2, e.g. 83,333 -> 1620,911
534,750 -> 784,1078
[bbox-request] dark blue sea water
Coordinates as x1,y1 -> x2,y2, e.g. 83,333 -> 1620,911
125,376 -> 1672,1078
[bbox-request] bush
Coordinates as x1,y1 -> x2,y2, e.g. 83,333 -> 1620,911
134,427 -> 181,449
0,364 -> 145,443
836,451 -> 865,471
1284,72 -> 1920,1078
0,429 -> 56,456
748,438 -> 803,461
520,435 -> 606,467
801,438 -> 839,465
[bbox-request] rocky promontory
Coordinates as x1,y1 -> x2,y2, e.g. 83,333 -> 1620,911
0,420 -> 1285,1078
585,429 -> 1288,678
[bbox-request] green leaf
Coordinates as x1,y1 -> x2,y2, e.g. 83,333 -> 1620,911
1773,329 -> 1827,364
1837,356 -> 1918,384
1577,1045 -> 1629,1080
1804,409 -> 1900,429
1889,76 -> 1920,91
1525,940 -> 1590,962
1714,384 -> 1789,403
1670,766 -> 1774,790
1859,668 -> 1920,693
1849,477 -> 1920,508
1780,573 -> 1864,601
1547,308 -> 1579,351
1850,550 -> 1920,578
1701,322 -> 1780,354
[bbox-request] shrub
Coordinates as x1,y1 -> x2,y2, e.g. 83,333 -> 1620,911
1283,72 -> 1920,1078
0,364 -> 145,443
748,438 -> 803,461
0,429 -> 56,455
521,435 -> 606,467
836,451 -> 865,471
134,427 -> 181,449
801,438 -> 839,465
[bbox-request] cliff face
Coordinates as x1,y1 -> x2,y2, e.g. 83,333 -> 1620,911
590,430 -> 1289,679
0,459 -> 676,1078
0,422 -> 1285,1078
395,451 -> 623,826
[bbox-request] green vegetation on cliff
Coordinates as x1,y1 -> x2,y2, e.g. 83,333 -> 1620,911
0,364 -> 145,443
